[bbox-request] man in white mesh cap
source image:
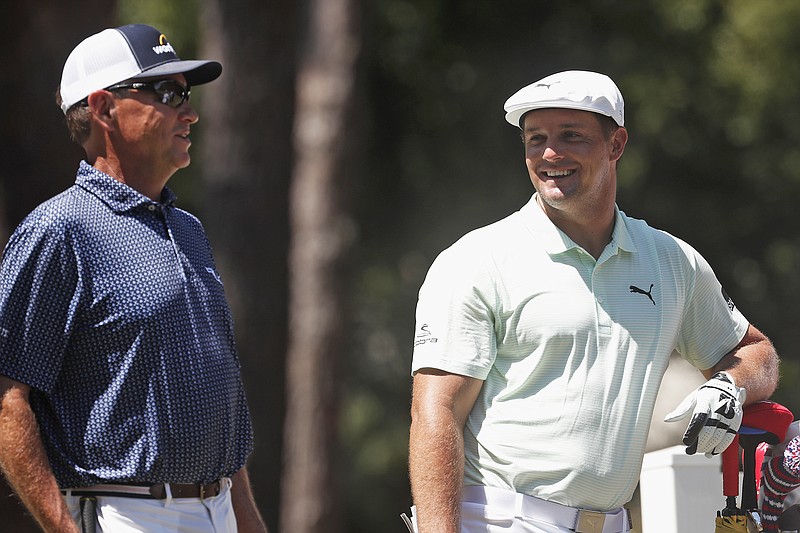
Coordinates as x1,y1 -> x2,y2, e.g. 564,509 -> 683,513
406,70 -> 780,532
0,24 -> 267,532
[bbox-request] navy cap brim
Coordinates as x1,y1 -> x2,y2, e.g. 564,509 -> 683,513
132,59 -> 222,86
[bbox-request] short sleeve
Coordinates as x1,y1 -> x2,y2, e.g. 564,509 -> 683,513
676,242 -> 749,370
411,239 -> 497,379
0,220 -> 80,391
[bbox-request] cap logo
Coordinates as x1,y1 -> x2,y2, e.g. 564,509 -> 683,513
534,81 -> 560,89
153,34 -> 175,55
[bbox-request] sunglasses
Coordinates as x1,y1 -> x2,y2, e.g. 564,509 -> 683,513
105,79 -> 191,108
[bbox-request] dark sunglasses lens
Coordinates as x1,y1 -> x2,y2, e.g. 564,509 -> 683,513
155,81 -> 189,107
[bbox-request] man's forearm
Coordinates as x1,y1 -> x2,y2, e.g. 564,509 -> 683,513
409,411 -> 465,533
711,326 -> 779,404
0,383 -> 78,533
729,340 -> 779,403
230,468 -> 268,533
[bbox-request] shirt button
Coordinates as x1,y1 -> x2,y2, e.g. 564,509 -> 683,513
148,205 -> 156,211
597,296 -> 604,303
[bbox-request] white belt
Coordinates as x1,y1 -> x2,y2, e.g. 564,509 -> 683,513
462,485 -> 630,533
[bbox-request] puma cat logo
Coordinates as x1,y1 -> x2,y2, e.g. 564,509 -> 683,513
629,284 -> 656,305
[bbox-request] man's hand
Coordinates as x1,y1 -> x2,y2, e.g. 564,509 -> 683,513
663,371 -> 745,456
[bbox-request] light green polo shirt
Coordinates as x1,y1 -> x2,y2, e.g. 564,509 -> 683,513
412,194 -> 749,511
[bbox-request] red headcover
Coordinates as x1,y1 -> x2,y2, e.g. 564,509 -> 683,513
742,401 -> 794,444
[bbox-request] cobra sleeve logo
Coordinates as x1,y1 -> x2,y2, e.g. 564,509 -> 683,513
721,287 -> 736,312
414,324 -> 438,347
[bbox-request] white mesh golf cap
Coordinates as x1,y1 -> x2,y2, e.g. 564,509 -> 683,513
59,24 -> 222,114
503,70 -> 624,128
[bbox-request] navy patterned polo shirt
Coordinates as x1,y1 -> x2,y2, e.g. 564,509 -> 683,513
0,161 -> 253,487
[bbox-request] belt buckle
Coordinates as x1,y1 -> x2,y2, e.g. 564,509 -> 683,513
575,509 -> 606,533
199,484 -> 206,500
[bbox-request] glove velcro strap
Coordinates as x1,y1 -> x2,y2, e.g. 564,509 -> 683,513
704,372 -> 739,398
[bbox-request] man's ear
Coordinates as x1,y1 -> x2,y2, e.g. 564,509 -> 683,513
610,126 -> 628,162
86,91 -> 116,131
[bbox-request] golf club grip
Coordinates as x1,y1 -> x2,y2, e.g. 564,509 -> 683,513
722,435 -> 740,497
80,496 -> 97,533
741,439 -> 760,510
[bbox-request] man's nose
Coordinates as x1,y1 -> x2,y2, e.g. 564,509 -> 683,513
180,103 -> 199,124
542,146 -> 563,162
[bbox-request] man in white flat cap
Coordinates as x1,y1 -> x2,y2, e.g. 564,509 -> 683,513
405,70 -> 780,532
0,24 -> 267,532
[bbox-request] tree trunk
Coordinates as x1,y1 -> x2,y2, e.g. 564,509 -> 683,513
199,0 -> 299,530
281,0 -> 361,531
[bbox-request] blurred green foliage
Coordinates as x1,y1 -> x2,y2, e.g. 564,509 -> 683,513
117,0 -> 200,53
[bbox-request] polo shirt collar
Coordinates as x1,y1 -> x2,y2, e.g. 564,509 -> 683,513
75,160 -> 177,213
521,193 -> 637,256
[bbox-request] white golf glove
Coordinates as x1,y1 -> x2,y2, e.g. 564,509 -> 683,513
663,371 -> 746,457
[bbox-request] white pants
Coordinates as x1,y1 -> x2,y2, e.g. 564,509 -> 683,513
65,478 -> 237,533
